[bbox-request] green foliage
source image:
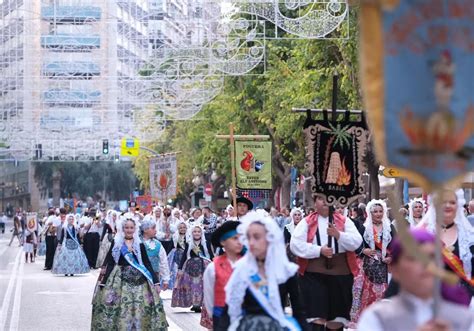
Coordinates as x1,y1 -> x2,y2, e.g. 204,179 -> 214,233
34,162 -> 137,200
134,10 -> 362,204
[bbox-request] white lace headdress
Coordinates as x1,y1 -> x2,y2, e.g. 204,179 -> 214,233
285,207 -> 305,236
364,199 -> 392,258
185,224 -> 210,260
225,210 -> 299,331
111,214 -> 143,265
407,198 -> 426,227
418,189 -> 474,279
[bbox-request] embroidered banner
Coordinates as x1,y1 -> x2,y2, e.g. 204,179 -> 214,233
360,0 -> 474,189
235,141 -> 272,190
303,111 -> 369,207
149,154 -> 178,202
26,213 -> 38,231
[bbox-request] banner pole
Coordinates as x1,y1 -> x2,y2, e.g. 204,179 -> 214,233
230,123 -> 237,209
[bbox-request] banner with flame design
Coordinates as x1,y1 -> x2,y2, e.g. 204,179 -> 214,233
359,0 -> 474,189
303,110 -> 369,207
149,154 -> 177,202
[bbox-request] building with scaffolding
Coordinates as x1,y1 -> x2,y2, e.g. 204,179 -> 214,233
0,0 -> 168,161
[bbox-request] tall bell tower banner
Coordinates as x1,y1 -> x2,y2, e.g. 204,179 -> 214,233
235,141 -> 272,190
303,110 -> 369,207
359,0 -> 474,190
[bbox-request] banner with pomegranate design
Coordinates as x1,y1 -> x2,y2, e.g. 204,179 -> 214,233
303,110 -> 369,207
359,0 -> 474,189
235,141 -> 272,190
149,154 -> 178,202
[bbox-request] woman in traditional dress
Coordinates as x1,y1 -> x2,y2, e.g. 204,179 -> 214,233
418,189 -> 474,298
91,216 -> 168,331
52,214 -> 90,276
171,224 -> 213,312
96,210 -> 117,268
167,220 -> 187,289
407,198 -> 426,228
283,208 -> 304,263
141,217 -> 170,290
225,211 -> 307,331
350,200 -> 396,324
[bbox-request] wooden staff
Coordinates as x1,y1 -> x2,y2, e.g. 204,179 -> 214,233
229,123 -> 237,210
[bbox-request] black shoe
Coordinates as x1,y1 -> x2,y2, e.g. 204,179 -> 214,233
70,274 -> 74,276
44,267 -> 51,271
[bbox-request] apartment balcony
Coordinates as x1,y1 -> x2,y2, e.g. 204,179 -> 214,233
42,89 -> 101,106
42,61 -> 100,77
41,6 -> 101,23
41,34 -> 100,50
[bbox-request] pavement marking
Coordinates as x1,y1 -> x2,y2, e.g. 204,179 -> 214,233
0,249 -> 21,330
9,256 -> 24,331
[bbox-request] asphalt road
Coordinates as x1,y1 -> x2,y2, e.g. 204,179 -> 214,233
0,219 -> 204,331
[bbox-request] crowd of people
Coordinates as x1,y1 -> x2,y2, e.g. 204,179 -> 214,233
4,190 -> 474,331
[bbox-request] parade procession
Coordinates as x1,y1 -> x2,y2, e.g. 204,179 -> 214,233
1,0 -> 474,330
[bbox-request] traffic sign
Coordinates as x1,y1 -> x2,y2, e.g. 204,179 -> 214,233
120,138 -> 139,157
204,183 -> 212,197
381,167 -> 405,178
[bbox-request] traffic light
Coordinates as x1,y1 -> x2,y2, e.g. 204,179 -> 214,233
102,139 -> 109,155
35,144 -> 42,159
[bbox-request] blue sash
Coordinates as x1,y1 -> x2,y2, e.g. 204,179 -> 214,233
120,244 -> 154,284
248,274 -> 301,331
66,226 -> 80,246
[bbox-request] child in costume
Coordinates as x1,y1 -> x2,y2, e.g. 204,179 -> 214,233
203,221 -> 242,330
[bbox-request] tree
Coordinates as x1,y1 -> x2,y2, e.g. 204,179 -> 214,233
134,9 -> 380,207
34,162 -> 138,202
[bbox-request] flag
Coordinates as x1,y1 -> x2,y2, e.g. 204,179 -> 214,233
359,0 -> 474,190
235,141 -> 272,190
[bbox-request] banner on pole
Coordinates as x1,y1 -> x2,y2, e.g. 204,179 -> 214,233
26,213 -> 38,231
360,0 -> 474,190
235,141 -> 272,190
149,154 -> 178,202
303,110 -> 369,207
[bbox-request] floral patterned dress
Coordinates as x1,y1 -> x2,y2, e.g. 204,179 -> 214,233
51,226 -> 89,275
350,224 -> 396,324
171,242 -> 213,308
91,242 -> 168,331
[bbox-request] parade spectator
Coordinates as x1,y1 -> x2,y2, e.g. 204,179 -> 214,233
8,215 -> 22,246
